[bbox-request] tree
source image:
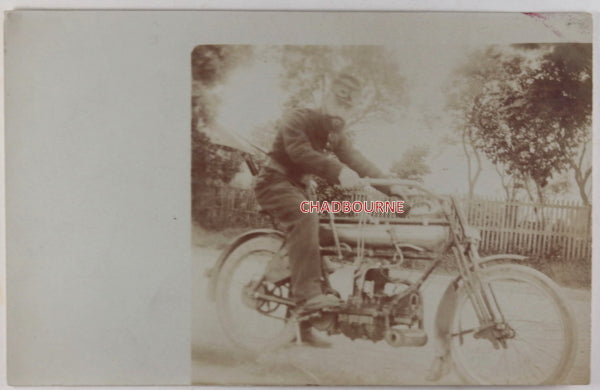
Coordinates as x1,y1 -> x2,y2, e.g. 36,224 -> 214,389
444,47 -> 512,199
471,44 -> 591,207
191,45 -> 253,86
390,146 -> 431,182
191,45 -> 254,187
541,43 -> 593,206
493,162 -> 528,202
190,45 -> 254,224
191,131 -> 244,186
279,45 -> 408,128
569,141 -> 591,205
448,44 -> 592,208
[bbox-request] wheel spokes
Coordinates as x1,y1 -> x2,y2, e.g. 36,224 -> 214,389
450,267 -> 572,385
220,248 -> 294,349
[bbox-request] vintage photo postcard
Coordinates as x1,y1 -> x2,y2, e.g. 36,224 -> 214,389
4,9 -> 594,386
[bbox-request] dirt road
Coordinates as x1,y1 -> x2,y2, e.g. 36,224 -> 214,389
191,247 -> 590,385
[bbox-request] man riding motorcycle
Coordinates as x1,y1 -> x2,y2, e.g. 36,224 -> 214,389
253,70 -> 406,346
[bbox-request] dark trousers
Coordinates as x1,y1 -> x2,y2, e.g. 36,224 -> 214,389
254,170 -> 323,302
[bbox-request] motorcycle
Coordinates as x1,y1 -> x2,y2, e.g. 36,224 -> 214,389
205,178 -> 577,385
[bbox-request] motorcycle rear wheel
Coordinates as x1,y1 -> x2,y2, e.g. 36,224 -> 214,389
215,235 -> 296,352
450,264 -> 577,385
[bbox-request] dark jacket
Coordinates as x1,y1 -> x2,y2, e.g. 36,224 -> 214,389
269,108 -> 386,186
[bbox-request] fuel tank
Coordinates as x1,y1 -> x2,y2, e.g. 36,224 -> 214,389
319,218 -> 450,252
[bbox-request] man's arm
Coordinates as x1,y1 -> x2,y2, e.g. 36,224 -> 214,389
332,135 -> 384,178
281,110 -> 344,184
332,134 -> 398,196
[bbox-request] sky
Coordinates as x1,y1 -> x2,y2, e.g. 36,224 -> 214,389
206,14 -> 591,201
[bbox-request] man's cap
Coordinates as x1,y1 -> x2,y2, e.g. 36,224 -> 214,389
331,71 -> 363,107
332,72 -> 362,92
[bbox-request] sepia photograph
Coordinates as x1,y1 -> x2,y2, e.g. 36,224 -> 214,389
190,14 -> 592,385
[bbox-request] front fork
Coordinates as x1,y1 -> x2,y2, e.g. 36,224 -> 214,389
454,243 -> 513,348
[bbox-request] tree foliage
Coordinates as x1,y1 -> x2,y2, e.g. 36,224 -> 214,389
448,44 -> 592,204
390,146 -> 431,182
191,45 -> 253,187
191,45 -> 253,223
191,45 -> 253,85
191,131 -> 244,185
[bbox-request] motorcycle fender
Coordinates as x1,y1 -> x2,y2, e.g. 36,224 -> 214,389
477,253 -> 528,265
432,253 -> 528,354
446,253 -> 529,293
206,229 -> 285,301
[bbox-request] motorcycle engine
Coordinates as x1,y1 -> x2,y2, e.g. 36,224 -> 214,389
337,265 -> 423,342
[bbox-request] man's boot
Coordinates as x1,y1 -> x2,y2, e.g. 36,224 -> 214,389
300,293 -> 342,314
292,322 -> 332,348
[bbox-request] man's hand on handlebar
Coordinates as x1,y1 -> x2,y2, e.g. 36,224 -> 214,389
388,184 -> 408,200
388,185 -> 411,216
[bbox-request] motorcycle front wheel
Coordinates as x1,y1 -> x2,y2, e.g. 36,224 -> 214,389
215,234 -> 296,352
450,263 -> 577,385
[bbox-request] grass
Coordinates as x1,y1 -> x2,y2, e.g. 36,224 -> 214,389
529,257 -> 591,289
